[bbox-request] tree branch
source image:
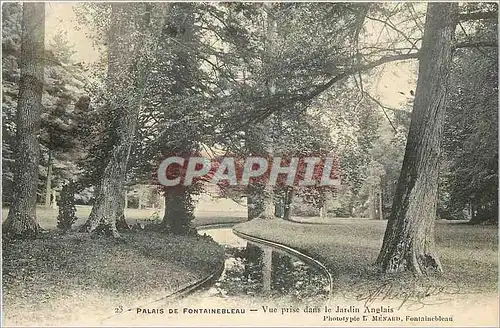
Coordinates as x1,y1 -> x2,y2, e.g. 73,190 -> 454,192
454,41 -> 497,49
288,52 -> 420,104
215,52 -> 422,137
196,53 -> 421,142
363,92 -> 399,133
458,11 -> 498,21
455,22 -> 497,60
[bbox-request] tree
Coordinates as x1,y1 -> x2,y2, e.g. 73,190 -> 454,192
2,2 -> 23,206
40,51 -> 87,209
83,3 -> 159,237
2,5 -> 88,210
246,3 -> 278,221
441,8 -> 498,224
49,30 -> 76,65
364,161 -> 385,220
3,3 -> 45,238
56,181 -> 77,232
369,116 -> 409,220
132,3 -> 212,234
376,3 -> 457,274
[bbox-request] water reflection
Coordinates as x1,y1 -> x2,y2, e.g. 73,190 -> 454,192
200,228 -> 329,302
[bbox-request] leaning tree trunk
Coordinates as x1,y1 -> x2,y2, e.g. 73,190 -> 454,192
3,3 -> 45,238
376,3 -> 457,275
84,3 -> 153,237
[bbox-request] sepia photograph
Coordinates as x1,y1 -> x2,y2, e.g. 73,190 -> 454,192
1,1 -> 498,327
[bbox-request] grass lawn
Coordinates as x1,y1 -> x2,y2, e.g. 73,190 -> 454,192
233,218 -> 498,294
1,205 -> 247,230
1,205 -> 236,326
2,231 -> 225,326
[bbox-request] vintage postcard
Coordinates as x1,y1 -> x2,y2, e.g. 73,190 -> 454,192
1,1 -> 498,327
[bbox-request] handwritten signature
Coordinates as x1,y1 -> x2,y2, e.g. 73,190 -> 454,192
341,279 -> 464,311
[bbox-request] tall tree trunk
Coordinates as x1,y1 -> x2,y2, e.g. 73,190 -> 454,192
274,194 -> 284,218
376,3 -> 457,274
470,200 -> 477,221
247,182 -> 274,220
246,116 -> 274,221
45,150 -> 53,208
348,197 -> 355,217
124,190 -> 128,209
51,189 -> 56,209
321,203 -> 327,219
246,4 -> 277,220
3,3 -> 45,238
261,247 -> 273,294
369,185 -> 377,219
84,4 -> 153,237
282,187 -> 295,221
158,4 -> 200,234
378,183 -> 384,220
492,197 -> 498,222
151,188 -> 157,209
138,194 -> 143,210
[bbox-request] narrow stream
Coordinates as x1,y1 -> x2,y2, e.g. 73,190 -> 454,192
198,228 -> 330,302
102,227 -> 331,325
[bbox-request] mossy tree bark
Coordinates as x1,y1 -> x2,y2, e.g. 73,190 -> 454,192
3,3 -> 45,239
376,3 -> 457,275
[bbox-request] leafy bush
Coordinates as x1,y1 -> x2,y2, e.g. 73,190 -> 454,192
293,204 -> 319,217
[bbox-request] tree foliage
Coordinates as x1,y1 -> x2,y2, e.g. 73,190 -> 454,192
441,17 -> 498,223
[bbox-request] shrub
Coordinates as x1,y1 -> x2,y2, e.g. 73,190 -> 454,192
57,182 -> 77,232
